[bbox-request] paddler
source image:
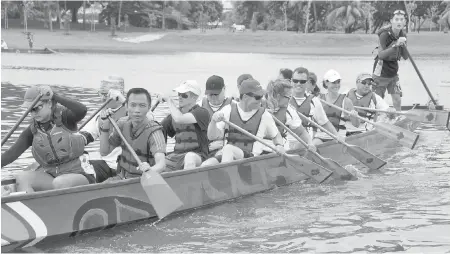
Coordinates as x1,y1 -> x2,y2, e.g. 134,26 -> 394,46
306,72 -> 321,97
207,79 -> 284,163
265,79 -> 316,151
289,67 -> 338,141
199,75 -> 233,166
98,88 -> 166,179
1,85 -> 93,193
160,80 -> 210,171
313,69 -> 360,145
346,72 -> 395,136
80,76 -> 127,182
372,9 -> 408,111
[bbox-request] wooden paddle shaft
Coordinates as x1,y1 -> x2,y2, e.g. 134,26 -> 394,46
295,110 -> 345,144
108,116 -> 142,165
1,94 -> 42,146
150,100 -> 160,112
79,98 -> 113,129
353,106 -> 410,115
320,99 -> 380,127
270,114 -> 324,158
404,47 -> 438,106
223,119 -> 283,156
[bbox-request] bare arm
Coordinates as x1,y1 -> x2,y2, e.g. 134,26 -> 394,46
1,127 -> 33,167
168,99 -> 197,124
343,98 -> 360,128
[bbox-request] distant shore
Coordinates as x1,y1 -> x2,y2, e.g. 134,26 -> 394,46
1,28 -> 449,57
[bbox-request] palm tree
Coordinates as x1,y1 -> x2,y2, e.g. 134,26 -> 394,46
304,0 -> 312,33
326,1 -> 366,33
440,9 -> 450,33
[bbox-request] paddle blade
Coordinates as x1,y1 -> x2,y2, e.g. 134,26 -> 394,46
408,109 -> 450,127
346,144 -> 386,171
140,170 -> 183,219
304,152 -> 355,181
285,154 -> 333,183
375,122 -> 419,149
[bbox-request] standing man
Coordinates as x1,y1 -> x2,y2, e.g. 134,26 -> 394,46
161,80 -> 210,171
200,75 -> 233,157
373,9 -> 408,111
346,73 -> 394,136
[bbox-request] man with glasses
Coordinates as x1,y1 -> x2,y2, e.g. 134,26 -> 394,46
80,76 -> 127,182
373,9 -> 408,111
207,79 -> 283,164
289,67 -> 338,141
346,73 -> 393,136
161,80 -> 210,171
200,75 -> 233,162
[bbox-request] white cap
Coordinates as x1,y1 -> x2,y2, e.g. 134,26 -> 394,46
323,69 -> 341,82
173,80 -> 201,96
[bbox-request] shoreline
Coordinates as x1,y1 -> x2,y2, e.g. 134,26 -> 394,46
2,29 -> 449,57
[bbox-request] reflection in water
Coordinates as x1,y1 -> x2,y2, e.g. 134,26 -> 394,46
1,54 -> 450,253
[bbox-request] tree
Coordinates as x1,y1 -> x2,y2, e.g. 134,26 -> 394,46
64,1 -> 83,23
326,1 -> 366,33
304,0 -> 312,33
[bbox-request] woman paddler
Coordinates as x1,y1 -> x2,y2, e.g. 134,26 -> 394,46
312,70 -> 360,145
1,85 -> 95,193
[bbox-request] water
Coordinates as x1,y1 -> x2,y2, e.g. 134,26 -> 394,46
1,52 -> 450,253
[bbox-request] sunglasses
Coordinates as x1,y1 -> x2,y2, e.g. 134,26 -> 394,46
393,10 -> 406,15
31,104 -> 44,113
245,93 -> 263,100
178,93 -> 189,99
292,79 -> 308,84
361,79 -> 374,86
327,79 -> 341,84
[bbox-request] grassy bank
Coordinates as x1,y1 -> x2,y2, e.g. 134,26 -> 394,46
2,27 -> 449,56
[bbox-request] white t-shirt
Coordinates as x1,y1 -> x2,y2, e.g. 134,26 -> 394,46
346,92 -> 390,132
214,103 -> 279,156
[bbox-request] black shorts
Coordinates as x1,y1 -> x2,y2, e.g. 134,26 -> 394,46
89,160 -> 117,183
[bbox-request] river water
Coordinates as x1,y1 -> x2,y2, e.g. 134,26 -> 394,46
1,52 -> 450,253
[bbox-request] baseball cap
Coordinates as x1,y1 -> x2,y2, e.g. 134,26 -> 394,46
205,75 -> 225,94
323,69 -> 341,82
237,74 -> 253,87
239,79 -> 265,96
356,72 -> 374,82
22,86 -> 42,108
100,75 -> 125,94
173,80 -> 201,96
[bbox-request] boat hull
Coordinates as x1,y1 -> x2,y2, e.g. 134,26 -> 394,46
1,154 -> 308,251
1,48 -> 57,54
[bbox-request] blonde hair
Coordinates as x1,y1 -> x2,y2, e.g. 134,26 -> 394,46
266,79 -> 292,111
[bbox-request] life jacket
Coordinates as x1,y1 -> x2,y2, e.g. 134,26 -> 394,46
30,106 -> 86,176
273,107 -> 292,138
373,25 -> 405,58
347,88 -> 378,121
289,95 -> 314,128
173,105 -> 202,153
319,93 -> 347,131
227,103 -> 265,154
117,117 -> 163,177
201,97 -> 232,119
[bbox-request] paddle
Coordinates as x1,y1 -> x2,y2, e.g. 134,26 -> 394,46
108,116 -> 183,219
296,110 -> 386,171
269,113 -> 355,181
320,99 -> 419,150
404,47 -> 438,106
1,94 -> 43,146
354,106 -> 450,127
79,98 -> 113,129
222,119 -> 333,183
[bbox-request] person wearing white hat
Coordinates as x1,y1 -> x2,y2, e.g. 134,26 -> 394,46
313,70 -> 360,145
160,80 -> 210,171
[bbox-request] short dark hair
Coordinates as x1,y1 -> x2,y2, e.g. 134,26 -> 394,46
126,88 -> 152,105
279,68 -> 293,80
293,67 -> 309,76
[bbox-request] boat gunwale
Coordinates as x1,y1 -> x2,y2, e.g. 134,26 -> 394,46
0,116 -> 411,204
